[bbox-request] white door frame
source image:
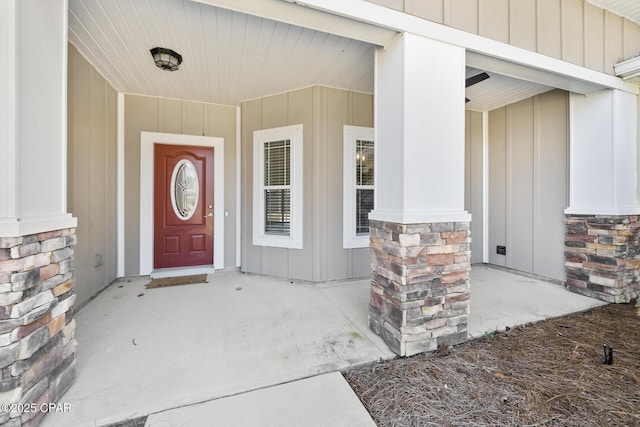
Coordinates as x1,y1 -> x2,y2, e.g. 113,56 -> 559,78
140,131 -> 224,275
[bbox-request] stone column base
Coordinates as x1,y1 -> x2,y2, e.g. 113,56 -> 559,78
565,215 -> 640,303
369,220 -> 471,357
0,229 -> 78,426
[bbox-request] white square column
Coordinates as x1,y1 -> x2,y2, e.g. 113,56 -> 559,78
567,89 -> 639,215
369,33 -> 471,356
0,1 -> 79,421
564,89 -> 640,303
371,32 -> 470,224
0,0 -> 76,237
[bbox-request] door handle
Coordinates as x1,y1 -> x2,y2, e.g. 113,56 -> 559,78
204,213 -> 213,218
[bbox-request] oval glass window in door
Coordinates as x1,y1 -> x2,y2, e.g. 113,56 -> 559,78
170,159 -> 199,220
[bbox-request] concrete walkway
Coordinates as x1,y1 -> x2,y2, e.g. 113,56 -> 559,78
41,266 -> 605,427
145,372 -> 375,427
468,266 -> 606,338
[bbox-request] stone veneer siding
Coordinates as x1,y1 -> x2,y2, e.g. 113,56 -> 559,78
369,220 -> 471,357
565,215 -> 640,303
0,229 -> 77,426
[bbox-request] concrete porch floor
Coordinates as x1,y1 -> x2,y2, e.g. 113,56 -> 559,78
41,266 -> 605,427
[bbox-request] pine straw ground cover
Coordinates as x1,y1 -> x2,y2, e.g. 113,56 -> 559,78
344,302 -> 640,427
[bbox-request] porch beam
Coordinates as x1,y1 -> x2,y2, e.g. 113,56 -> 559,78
191,0 -> 397,46
195,0 -> 636,96
289,0 -> 638,96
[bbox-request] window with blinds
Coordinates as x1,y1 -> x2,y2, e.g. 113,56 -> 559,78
343,125 -> 374,249
263,140 -> 291,235
253,124 -> 303,249
355,139 -> 374,235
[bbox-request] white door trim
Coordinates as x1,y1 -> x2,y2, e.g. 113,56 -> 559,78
140,131 -> 224,275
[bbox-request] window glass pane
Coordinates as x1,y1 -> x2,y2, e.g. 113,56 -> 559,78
171,160 -> 199,220
356,189 -> 374,235
355,140 -> 374,186
264,140 -> 290,186
265,189 -> 291,235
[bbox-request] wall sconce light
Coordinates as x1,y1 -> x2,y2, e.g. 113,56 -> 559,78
150,47 -> 182,71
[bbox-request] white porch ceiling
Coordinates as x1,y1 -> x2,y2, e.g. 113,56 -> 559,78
464,68 -> 552,112
68,0 -> 376,106
69,0 -> 560,111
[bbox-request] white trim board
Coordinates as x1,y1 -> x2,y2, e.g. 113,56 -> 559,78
150,265 -> 216,279
368,210 -> 472,224
235,106 -> 242,267
117,92 -> 125,277
140,132 -> 225,275
193,0 -> 394,46
482,111 -> 489,264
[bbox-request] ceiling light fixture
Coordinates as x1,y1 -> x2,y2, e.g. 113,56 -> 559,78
150,47 -> 182,71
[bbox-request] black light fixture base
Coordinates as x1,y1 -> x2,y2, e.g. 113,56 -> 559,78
150,47 -> 182,71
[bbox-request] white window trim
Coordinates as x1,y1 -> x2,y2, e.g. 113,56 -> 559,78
343,125 -> 375,249
253,124 -> 303,249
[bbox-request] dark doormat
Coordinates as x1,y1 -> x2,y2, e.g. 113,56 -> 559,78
146,274 -> 208,289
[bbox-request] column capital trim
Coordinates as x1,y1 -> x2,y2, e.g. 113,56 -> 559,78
0,214 -> 77,237
369,210 -> 471,224
564,207 -> 640,216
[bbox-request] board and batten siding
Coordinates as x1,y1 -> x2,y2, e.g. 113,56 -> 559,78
67,43 -> 118,305
488,89 -> 569,281
242,86 -> 373,282
368,0 -> 640,76
123,94 -> 238,276
464,110 -> 484,265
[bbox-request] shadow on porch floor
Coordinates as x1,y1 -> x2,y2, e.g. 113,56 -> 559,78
41,266 -> 605,426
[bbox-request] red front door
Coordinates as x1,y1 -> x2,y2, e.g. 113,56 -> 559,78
154,144 -> 214,269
